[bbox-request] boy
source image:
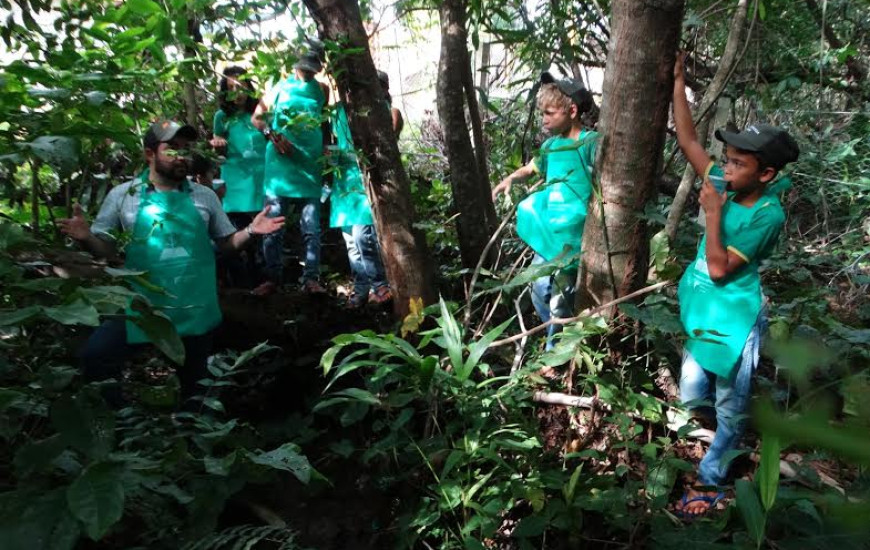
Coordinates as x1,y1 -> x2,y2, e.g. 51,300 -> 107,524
492,72 -> 597,350
251,40 -> 330,296
671,55 -> 799,516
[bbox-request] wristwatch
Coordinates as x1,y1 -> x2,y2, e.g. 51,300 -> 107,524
245,224 -> 256,236
262,127 -> 272,139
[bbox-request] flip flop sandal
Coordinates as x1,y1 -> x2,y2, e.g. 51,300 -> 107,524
675,491 -> 725,520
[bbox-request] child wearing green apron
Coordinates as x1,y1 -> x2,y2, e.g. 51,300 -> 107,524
212,67 -> 267,288
672,55 -> 799,517
492,73 -> 597,350
60,120 -> 285,407
250,41 -> 329,296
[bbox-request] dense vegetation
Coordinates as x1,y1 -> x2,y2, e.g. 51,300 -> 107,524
1,0 -> 868,548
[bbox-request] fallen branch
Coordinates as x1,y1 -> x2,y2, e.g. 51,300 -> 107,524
490,280 -> 673,348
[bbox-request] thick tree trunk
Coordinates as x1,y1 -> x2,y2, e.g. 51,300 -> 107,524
437,0 -> 497,269
665,0 -> 750,243
302,0 -> 435,317
578,0 -> 685,312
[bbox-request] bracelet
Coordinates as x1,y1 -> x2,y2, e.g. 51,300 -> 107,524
262,127 -> 272,139
245,224 -> 255,236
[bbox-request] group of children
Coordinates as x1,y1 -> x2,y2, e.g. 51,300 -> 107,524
209,42 -> 399,307
498,55 -> 799,517
64,37 -> 800,518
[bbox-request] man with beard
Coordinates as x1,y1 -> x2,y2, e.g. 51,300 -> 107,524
59,120 -> 285,407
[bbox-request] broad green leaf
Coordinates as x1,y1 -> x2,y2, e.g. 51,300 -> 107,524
42,300 -> 100,326
66,463 -> 125,540
204,451 -> 237,476
645,461 -> 676,501
758,435 -> 780,511
50,394 -> 115,460
512,513 -> 549,537
0,388 -> 26,411
735,479 -> 765,548
129,299 -> 184,365
21,136 -> 79,176
464,317 -> 513,375
246,443 -> 312,484
126,0 -> 163,15
437,298 -> 466,380
0,305 -> 41,326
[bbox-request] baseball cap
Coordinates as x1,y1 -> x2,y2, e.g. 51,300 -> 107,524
294,39 -> 325,74
143,119 -> 198,149
540,72 -> 593,111
714,123 -> 800,169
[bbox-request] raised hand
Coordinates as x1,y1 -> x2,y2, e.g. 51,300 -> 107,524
58,203 -> 91,241
699,179 -> 727,215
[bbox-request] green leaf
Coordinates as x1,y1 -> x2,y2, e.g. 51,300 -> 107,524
204,451 -> 237,476
51,394 -> 115,460
437,298 -> 466,380
126,0 -> 163,15
129,299 -> 185,365
512,513 -> 549,537
42,300 -> 100,326
21,136 -> 79,176
66,462 -> 125,540
758,435 -> 780,511
0,305 -> 41,326
13,434 -> 67,477
735,479 -> 766,548
645,461 -> 676,501
247,443 -> 313,484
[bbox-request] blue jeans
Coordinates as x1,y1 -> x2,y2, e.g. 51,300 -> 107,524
342,224 -> 388,296
262,195 -> 321,284
530,254 -> 576,350
79,318 -> 213,408
680,312 -> 767,486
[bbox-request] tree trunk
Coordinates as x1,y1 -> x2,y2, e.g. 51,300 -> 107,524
665,0 -> 750,243
437,0 -> 497,269
302,0 -> 435,317
578,0 -> 685,312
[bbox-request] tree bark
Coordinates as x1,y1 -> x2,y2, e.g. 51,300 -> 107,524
437,0 -> 497,269
578,0 -> 685,312
665,0 -> 750,243
302,0 -> 435,317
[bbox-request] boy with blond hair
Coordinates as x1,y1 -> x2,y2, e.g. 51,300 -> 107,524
492,73 -> 598,349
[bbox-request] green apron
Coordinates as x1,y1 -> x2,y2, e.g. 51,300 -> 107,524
328,103 -> 374,228
515,132 -> 597,262
263,75 -> 325,199
678,198 -> 768,378
216,110 -> 266,213
125,179 -> 222,343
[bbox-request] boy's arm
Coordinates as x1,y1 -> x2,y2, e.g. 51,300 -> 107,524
492,161 -> 536,201
673,53 -> 712,176
699,181 -> 746,281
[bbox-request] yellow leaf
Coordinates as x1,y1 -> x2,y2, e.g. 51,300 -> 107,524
401,296 -> 425,337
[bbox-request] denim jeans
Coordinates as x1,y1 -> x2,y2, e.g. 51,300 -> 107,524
679,311 -> 767,486
342,224 -> 388,296
530,253 -> 576,350
79,318 -> 213,408
262,195 -> 321,284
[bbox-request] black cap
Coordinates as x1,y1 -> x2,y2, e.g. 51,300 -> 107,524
143,119 -> 198,149
294,39 -> 325,74
715,123 -> 800,169
540,72 -> 593,111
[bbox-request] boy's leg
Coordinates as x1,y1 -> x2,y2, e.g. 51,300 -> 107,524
176,330 -> 215,409
679,350 -> 714,412
342,226 -> 370,298
356,224 -> 389,291
225,212 -> 255,288
546,267 -> 577,347
529,254 -> 553,327
79,318 -> 138,407
260,195 -> 287,287
298,197 -> 322,285
697,315 -> 764,486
